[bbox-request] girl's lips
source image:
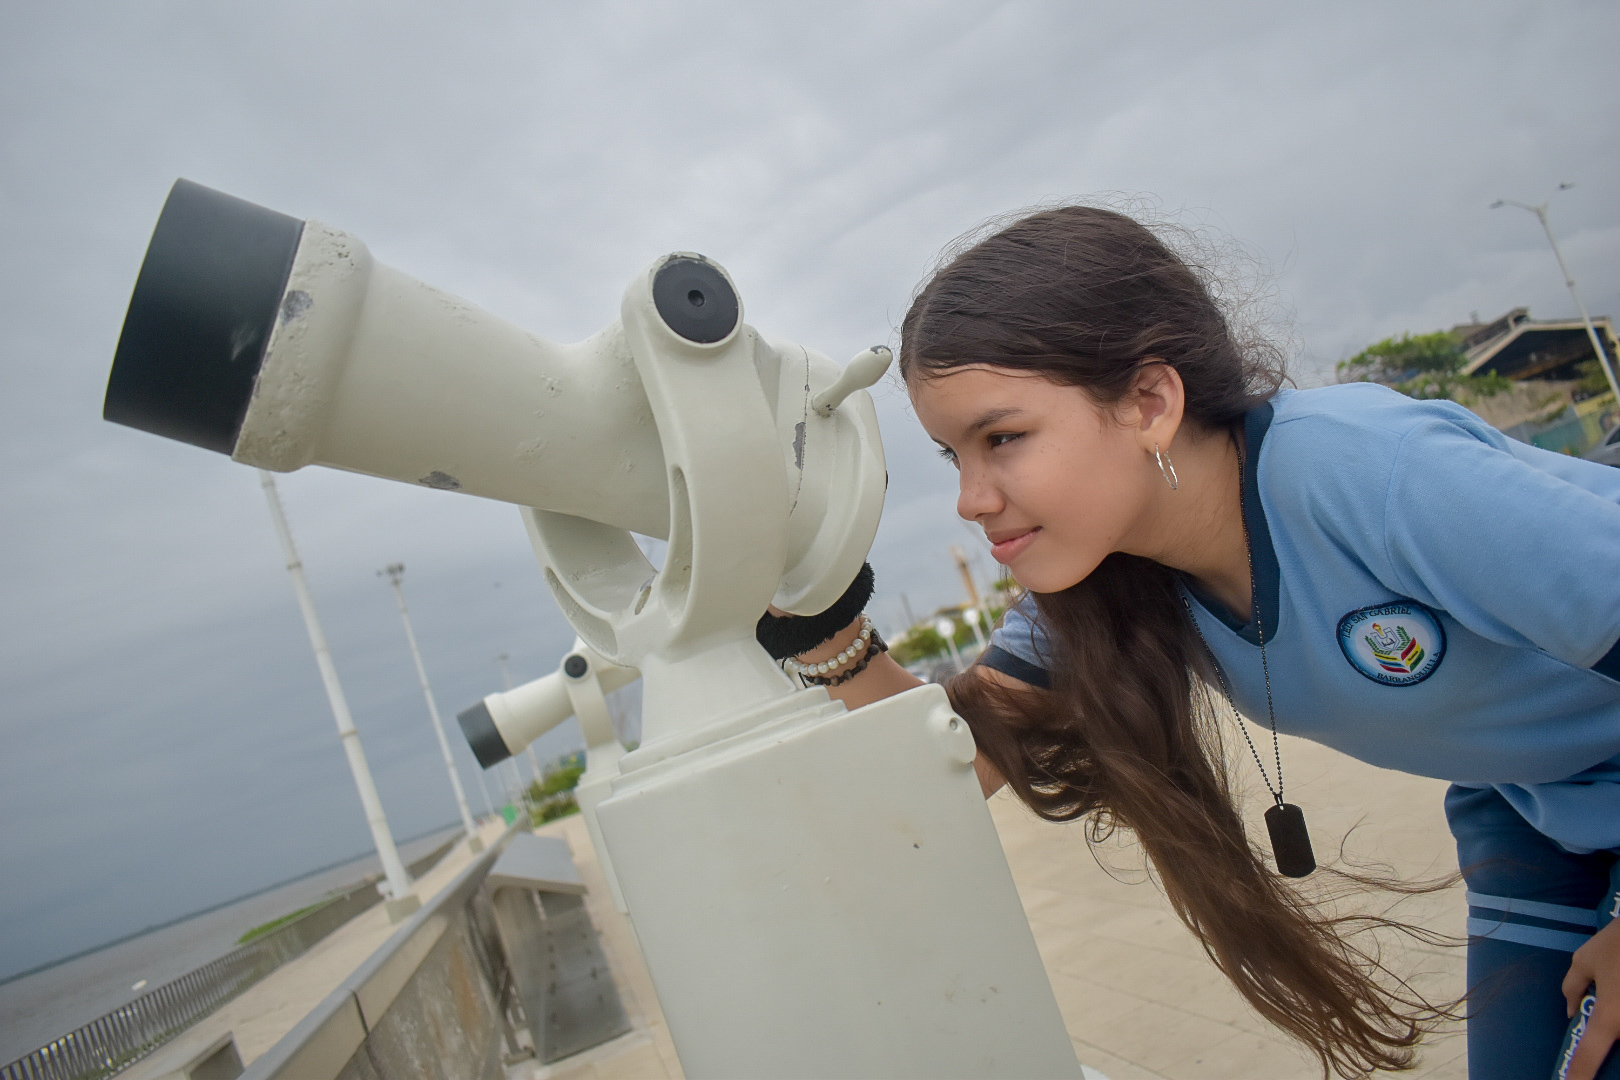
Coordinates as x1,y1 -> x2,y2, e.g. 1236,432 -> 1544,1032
990,527 -> 1040,564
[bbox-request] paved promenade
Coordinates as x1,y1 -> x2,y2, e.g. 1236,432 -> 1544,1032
1008,732 -> 1469,1079
130,727 -> 1470,1079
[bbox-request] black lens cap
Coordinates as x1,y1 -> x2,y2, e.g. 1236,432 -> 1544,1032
651,256 -> 738,345
457,701 -> 512,768
105,179 -> 304,454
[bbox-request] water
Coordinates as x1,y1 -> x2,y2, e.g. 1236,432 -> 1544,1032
0,826 -> 459,1065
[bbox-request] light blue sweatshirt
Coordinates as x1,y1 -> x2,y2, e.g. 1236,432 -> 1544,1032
987,383 -> 1620,853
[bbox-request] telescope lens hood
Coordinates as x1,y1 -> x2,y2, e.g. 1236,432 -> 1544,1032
652,256 -> 738,344
458,700 -> 513,769
105,179 -> 304,454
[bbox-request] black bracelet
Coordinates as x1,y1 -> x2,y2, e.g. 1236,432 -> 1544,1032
797,629 -> 888,687
755,562 -> 875,660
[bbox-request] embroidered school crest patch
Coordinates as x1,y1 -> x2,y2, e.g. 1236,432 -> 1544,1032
1336,603 -> 1446,686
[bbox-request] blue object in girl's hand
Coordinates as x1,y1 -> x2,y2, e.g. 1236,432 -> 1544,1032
1553,882 -> 1620,1080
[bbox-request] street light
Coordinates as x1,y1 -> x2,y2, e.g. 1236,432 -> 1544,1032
962,607 -> 988,655
1489,184 -> 1620,403
490,659 -> 528,809
497,652 -> 546,786
379,563 -> 481,851
259,472 -> 415,919
935,617 -> 965,674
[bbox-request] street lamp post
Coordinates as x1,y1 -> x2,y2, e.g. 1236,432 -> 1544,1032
1490,186 -> 1620,403
469,746 -> 495,821
498,652 -> 545,785
380,563 -> 481,851
489,663 -> 526,808
962,607 -> 988,656
935,617 -> 965,674
259,472 -> 416,920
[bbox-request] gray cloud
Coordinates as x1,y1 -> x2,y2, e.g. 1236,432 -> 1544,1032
2,0 -> 1616,979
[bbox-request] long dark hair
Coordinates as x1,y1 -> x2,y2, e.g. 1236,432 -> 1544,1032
901,206 -> 1447,1077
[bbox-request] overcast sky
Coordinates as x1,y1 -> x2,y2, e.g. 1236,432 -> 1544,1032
2,1 -> 1616,983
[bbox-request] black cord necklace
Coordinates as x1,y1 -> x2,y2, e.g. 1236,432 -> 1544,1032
1180,443 -> 1316,879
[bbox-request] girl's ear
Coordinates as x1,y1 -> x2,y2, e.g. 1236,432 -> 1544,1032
1129,360 -> 1186,449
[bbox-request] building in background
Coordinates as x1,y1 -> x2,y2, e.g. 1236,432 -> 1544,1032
1452,307 -> 1619,454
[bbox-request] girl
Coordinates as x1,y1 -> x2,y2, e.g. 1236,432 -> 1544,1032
758,206 -> 1620,1079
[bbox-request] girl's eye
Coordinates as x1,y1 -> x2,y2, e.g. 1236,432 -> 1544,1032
935,445 -> 959,466
988,432 -> 1023,449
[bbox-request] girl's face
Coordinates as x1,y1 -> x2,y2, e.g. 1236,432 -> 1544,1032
909,365 -> 1160,593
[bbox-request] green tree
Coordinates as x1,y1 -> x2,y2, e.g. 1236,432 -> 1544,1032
1573,356 -> 1614,398
888,606 -> 1007,667
1337,330 -> 1510,403
526,761 -> 585,802
890,626 -> 947,666
526,757 -> 587,825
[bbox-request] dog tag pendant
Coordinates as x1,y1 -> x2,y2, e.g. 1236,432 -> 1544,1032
1265,802 -> 1316,878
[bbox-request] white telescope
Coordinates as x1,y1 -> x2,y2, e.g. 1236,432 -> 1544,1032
458,643 -> 638,775
459,641 -> 638,912
105,180 -> 1082,1078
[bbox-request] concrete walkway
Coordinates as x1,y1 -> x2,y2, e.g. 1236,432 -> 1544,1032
1009,731 -> 1468,1079
121,815 -> 511,1080
532,729 -> 1469,1080
130,728 -> 1471,1080
508,812 -> 683,1080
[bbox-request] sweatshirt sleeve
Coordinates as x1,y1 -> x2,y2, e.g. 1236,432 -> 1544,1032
1375,416 -> 1620,679
982,595 -> 1053,688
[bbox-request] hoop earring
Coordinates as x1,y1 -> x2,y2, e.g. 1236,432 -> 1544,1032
1154,444 -> 1179,490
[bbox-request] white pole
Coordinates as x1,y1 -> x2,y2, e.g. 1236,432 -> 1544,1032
506,758 -> 527,808
953,544 -> 992,657
525,734 -> 543,786
1534,207 -> 1620,403
963,606 -> 988,656
381,564 -> 478,842
1492,191 -> 1620,403
472,761 -> 494,819
498,652 -> 545,786
258,471 -> 413,904
935,617 -> 965,675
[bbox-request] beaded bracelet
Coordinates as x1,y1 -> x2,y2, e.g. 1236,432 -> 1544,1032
782,614 -> 874,678
799,628 -> 888,687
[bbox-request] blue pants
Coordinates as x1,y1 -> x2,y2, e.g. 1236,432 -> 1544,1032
1445,785 -> 1620,1080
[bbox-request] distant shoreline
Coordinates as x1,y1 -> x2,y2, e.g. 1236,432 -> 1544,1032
0,821 -> 459,987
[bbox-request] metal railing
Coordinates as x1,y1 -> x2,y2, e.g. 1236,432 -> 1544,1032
240,821 -> 625,1080
1,837 -> 458,1080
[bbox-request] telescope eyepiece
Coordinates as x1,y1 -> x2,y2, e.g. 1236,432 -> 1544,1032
652,257 -> 738,345
457,700 -> 512,769
105,179 -> 304,454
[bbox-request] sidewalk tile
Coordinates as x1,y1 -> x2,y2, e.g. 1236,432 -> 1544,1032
1071,1037 -> 1172,1080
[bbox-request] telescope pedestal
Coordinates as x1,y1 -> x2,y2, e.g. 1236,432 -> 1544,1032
595,683 -> 1082,1079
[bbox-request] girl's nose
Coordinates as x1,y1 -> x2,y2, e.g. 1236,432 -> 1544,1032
956,466 -> 1002,523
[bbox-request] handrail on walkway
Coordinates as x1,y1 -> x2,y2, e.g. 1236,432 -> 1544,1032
242,821 -> 628,1080
1,835 -> 459,1080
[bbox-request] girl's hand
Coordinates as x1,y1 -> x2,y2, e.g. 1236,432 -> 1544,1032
1562,913 -> 1620,1080
770,605 -> 1005,794
765,605 -> 922,711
